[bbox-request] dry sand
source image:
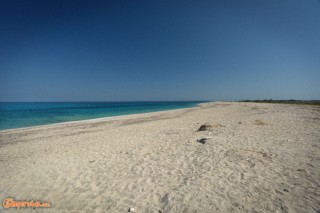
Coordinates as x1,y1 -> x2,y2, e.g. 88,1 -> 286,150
0,102 -> 319,212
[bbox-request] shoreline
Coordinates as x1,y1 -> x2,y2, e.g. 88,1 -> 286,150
0,102 -> 208,134
1,101 -> 319,212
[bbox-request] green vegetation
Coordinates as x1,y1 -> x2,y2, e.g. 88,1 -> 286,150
239,99 -> 320,105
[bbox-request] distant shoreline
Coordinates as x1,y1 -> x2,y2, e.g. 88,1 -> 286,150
0,101 -> 205,131
0,102 -> 207,133
239,99 -> 320,105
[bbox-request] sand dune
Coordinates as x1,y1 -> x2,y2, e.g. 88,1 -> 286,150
0,102 -> 319,212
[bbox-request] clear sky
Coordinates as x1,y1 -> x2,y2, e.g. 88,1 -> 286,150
0,0 -> 319,101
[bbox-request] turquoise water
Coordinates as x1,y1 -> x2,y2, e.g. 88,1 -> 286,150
0,102 -> 203,130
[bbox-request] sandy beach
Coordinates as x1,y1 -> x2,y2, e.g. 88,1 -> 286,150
0,102 -> 319,212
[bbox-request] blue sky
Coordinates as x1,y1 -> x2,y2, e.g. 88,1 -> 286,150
0,0 -> 319,101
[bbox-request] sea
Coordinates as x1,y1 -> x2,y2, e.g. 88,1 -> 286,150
0,101 -> 203,130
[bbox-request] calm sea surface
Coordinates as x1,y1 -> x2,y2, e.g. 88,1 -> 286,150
0,102 -> 203,130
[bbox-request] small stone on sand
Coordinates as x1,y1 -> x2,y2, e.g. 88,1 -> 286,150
197,138 -> 208,144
